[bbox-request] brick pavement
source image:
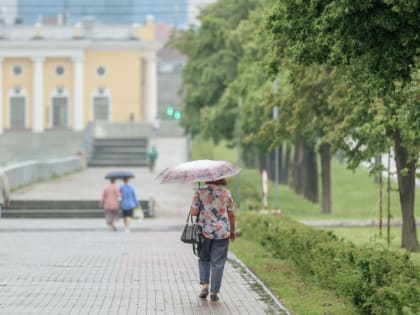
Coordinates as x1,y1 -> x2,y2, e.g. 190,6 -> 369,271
0,219 -> 289,315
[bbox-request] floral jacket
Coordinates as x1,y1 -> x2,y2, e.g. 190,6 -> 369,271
190,184 -> 234,240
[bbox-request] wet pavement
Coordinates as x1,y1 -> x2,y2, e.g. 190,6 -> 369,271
0,218 -> 289,314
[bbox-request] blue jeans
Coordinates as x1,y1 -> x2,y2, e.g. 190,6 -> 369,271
198,237 -> 229,294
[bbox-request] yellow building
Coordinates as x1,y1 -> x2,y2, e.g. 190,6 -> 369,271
0,16 -> 160,133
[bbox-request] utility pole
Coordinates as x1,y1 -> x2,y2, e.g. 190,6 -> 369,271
237,97 -> 242,209
387,151 -> 391,247
273,78 -> 280,210
378,155 -> 383,237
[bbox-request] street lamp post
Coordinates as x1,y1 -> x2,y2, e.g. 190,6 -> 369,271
237,97 -> 242,209
273,78 -> 280,210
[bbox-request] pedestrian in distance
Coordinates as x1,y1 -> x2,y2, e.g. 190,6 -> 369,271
119,177 -> 139,233
100,178 -> 121,231
146,145 -> 158,172
0,170 -> 10,218
190,178 -> 236,302
152,116 -> 161,137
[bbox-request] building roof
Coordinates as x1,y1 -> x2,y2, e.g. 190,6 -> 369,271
1,24 -> 141,41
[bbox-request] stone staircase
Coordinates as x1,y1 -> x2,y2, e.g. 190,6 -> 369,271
2,199 -> 155,218
88,138 -> 148,167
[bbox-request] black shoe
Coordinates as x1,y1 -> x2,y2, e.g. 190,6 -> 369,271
210,293 -> 219,301
199,287 -> 209,299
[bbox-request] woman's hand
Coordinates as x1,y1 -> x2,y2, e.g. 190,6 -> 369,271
230,231 -> 236,241
190,206 -> 199,216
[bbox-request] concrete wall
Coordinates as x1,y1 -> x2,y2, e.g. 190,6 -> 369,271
0,130 -> 84,166
94,121 -> 184,138
4,156 -> 83,190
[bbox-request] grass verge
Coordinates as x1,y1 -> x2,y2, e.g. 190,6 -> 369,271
322,226 -> 420,265
191,136 -> 420,220
230,238 -> 358,315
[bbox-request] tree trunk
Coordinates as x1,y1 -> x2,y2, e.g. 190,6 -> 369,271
266,153 -> 274,181
277,144 -> 283,185
281,143 -> 291,184
304,140 -> 319,203
292,139 -> 305,195
293,138 -> 319,203
320,143 -> 331,214
394,130 -> 419,252
280,144 -> 290,185
254,148 -> 260,169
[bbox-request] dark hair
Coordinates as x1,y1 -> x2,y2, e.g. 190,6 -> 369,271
205,178 -> 227,186
110,178 -> 116,183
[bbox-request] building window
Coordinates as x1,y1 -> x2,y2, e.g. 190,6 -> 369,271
55,66 -> 65,76
93,96 -> 109,121
10,96 -> 26,129
13,65 -> 23,76
52,96 -> 68,128
96,66 -> 106,76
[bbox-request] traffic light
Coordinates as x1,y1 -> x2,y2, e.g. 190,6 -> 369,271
174,110 -> 182,120
166,106 -> 174,116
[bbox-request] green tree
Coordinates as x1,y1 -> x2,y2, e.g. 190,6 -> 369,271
266,0 -> 420,251
173,0 -> 262,138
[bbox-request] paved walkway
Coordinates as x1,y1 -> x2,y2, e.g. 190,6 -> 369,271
0,218 -> 288,314
301,218 -> 420,227
1,134 -> 290,314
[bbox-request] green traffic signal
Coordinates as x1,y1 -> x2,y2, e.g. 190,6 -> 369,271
166,106 -> 174,116
174,110 -> 182,120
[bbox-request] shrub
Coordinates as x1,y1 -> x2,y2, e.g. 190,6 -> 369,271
237,213 -> 420,315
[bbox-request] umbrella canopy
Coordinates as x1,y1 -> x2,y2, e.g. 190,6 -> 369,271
156,160 -> 241,184
104,170 -> 135,180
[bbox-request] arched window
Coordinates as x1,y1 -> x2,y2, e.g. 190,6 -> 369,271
9,87 -> 27,129
92,87 -> 111,121
51,87 -> 69,128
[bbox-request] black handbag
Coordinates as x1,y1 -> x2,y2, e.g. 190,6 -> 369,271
181,201 -> 204,256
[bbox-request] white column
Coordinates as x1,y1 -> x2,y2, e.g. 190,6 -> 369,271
32,56 -> 44,132
146,55 -> 158,121
72,56 -> 84,131
0,57 -> 3,135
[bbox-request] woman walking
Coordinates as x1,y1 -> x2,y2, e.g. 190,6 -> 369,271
100,178 -> 121,231
120,177 -> 139,233
190,178 -> 236,302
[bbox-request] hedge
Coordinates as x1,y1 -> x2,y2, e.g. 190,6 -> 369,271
237,213 -> 420,315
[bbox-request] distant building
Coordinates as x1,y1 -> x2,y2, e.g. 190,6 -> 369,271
17,0 -> 189,28
0,0 -> 18,25
0,17 -> 160,134
155,22 -> 185,119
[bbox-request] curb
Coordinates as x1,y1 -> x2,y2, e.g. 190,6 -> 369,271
228,252 -> 292,315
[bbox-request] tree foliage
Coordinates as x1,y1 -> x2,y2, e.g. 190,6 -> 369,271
173,0 -> 264,139
266,0 -> 420,251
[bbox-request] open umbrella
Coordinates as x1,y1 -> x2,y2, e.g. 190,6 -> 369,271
104,170 -> 135,180
156,160 -> 241,184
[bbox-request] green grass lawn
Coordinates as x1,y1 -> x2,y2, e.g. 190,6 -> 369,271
322,226 -> 420,265
191,136 -> 420,220
230,238 -> 358,315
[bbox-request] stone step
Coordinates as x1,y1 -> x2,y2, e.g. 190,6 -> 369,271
9,200 -> 99,209
88,161 -> 148,167
89,137 -> 149,167
94,139 -> 148,146
4,199 -> 155,218
91,153 -> 147,159
7,200 -> 152,211
92,147 -> 147,153
2,208 -> 104,218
